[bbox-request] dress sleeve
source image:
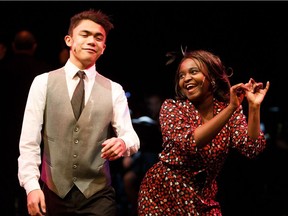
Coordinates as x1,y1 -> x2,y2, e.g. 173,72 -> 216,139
229,106 -> 267,158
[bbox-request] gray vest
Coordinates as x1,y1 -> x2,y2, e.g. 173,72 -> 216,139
41,68 -> 114,198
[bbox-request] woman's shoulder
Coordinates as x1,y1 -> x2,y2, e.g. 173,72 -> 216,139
162,98 -> 193,108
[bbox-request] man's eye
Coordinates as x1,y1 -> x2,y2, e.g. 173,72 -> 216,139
96,37 -> 104,41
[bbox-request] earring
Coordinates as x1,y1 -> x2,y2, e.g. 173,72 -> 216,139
211,80 -> 215,88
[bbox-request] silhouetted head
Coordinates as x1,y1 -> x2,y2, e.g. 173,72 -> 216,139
12,30 -> 37,55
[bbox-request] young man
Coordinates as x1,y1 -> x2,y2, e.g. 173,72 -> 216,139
18,9 -> 140,216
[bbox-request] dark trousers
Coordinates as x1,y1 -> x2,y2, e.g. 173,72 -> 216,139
43,184 -> 117,216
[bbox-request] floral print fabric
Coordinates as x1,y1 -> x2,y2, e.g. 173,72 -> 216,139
138,99 -> 266,215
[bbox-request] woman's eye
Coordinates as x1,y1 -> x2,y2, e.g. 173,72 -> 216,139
190,69 -> 199,75
179,74 -> 184,79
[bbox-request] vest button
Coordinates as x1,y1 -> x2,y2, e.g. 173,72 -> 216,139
73,177 -> 77,182
74,139 -> 79,144
73,164 -> 77,169
75,127 -> 79,132
73,154 -> 77,158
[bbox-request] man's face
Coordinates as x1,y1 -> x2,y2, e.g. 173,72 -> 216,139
65,19 -> 106,69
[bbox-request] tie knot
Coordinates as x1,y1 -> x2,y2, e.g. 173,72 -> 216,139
77,70 -> 85,79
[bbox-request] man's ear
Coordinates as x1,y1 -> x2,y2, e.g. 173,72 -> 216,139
101,44 -> 106,54
64,35 -> 72,47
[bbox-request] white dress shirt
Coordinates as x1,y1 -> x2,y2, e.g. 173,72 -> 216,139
18,59 -> 140,195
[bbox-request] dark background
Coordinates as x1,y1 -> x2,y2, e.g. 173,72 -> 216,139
0,1 -> 286,105
1,1 -> 288,215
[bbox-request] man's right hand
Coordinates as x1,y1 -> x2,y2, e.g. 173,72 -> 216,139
27,189 -> 46,215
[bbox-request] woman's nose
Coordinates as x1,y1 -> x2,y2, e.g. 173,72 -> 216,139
184,73 -> 192,81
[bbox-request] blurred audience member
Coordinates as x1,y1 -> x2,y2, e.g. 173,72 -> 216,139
121,93 -> 164,216
4,29 -> 51,216
263,106 -> 288,216
57,40 -> 69,67
0,32 -> 10,67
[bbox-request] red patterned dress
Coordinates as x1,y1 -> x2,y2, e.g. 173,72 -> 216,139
138,98 -> 267,216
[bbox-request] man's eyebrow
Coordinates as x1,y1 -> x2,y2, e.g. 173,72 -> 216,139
79,30 -> 90,34
80,30 -> 104,37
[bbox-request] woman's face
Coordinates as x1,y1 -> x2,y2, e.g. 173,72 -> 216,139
178,58 -> 212,102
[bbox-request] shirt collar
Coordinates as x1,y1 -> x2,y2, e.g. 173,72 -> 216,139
64,59 -> 97,80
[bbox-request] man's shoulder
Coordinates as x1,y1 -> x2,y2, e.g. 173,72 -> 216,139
48,67 -> 65,75
96,72 -> 123,88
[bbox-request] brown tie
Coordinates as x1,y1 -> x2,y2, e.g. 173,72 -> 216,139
71,70 -> 85,120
